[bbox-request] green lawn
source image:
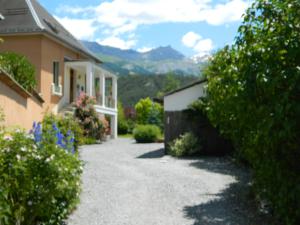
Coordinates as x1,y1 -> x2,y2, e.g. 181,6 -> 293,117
118,133 -> 164,142
118,133 -> 134,138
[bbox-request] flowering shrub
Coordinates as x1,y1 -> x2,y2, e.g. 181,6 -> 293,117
32,121 -> 75,153
74,92 -> 104,140
42,114 -> 83,151
169,132 -> 200,157
0,124 -> 82,225
202,1 -> 300,224
100,117 -> 110,136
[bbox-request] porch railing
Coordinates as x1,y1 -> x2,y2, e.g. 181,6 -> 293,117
105,96 -> 115,109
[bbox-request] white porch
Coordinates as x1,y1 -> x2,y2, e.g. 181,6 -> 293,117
60,61 -> 118,139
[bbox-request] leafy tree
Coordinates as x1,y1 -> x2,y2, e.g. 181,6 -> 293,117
203,1 -> 300,224
164,73 -> 180,92
135,97 -> 163,127
117,101 -> 126,122
117,101 -> 129,134
156,73 -> 180,97
118,74 -> 197,107
135,97 -> 153,124
0,52 -> 36,91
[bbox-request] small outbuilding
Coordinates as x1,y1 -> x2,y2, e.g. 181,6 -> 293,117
163,79 -> 232,155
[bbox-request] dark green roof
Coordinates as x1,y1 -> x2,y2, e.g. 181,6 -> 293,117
0,0 -> 100,63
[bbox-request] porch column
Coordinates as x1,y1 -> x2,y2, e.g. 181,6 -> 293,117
112,76 -> 117,109
100,73 -> 105,107
111,114 -> 118,139
86,63 -> 93,96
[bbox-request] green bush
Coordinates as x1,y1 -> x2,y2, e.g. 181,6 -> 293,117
118,101 -> 129,134
0,52 -> 36,91
0,128 -> 82,225
42,113 -> 84,151
202,1 -> 300,224
118,120 -> 129,134
133,125 -> 161,143
169,132 -> 200,157
74,92 -> 104,140
82,137 -> 97,145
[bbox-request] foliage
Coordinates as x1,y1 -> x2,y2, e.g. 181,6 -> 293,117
169,132 -> 200,157
118,74 -> 198,107
118,120 -> 129,135
156,73 -> 180,97
202,1 -> 300,224
135,97 -> 163,128
100,117 -> 110,136
118,101 -> 129,134
82,137 -> 97,145
126,119 -> 136,134
74,92 -> 104,140
0,125 -> 82,225
0,52 -> 36,91
42,114 -> 83,151
133,124 -> 161,143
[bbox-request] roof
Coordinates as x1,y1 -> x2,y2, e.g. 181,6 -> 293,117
0,0 -> 101,63
164,78 -> 207,97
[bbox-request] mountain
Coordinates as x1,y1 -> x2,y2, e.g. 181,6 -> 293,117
118,74 -> 198,107
141,46 -> 185,61
191,54 -> 211,64
82,40 -> 205,76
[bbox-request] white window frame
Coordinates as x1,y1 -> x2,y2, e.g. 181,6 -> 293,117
52,61 -> 62,96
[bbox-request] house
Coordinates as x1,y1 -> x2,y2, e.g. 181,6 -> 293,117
0,0 -> 118,138
163,79 -> 232,155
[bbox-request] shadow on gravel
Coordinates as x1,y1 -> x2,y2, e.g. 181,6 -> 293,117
183,158 -> 275,225
137,148 -> 165,159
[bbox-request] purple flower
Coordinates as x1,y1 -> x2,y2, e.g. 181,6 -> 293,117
31,122 -> 42,143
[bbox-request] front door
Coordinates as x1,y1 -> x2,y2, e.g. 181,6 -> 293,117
70,69 -> 74,103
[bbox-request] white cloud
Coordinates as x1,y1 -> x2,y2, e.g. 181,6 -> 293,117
56,5 -> 93,15
137,47 -> 153,53
56,0 -> 250,36
54,16 -> 97,40
111,23 -> 138,36
194,38 -> 213,56
182,31 -> 202,48
203,0 -> 249,25
182,31 -> 214,56
96,36 -> 136,49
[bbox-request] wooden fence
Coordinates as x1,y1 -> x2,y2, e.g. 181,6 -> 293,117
164,110 -> 233,155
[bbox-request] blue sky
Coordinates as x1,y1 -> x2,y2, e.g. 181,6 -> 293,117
39,0 -> 251,57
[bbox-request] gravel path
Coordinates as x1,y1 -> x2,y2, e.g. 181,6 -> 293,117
67,138 -> 273,225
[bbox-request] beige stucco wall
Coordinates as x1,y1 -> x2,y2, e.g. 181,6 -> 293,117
0,34 -> 88,114
40,36 -> 81,111
0,81 -> 44,130
0,35 -> 42,91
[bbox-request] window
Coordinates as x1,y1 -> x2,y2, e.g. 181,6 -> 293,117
53,61 -> 59,86
52,61 -> 62,96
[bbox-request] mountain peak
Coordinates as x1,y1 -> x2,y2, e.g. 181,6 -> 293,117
143,45 -> 184,61
81,40 -> 203,76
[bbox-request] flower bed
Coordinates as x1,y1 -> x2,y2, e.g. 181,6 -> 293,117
0,121 -> 82,225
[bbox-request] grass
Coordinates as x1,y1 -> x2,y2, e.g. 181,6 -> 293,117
118,133 -> 164,142
118,133 -> 134,138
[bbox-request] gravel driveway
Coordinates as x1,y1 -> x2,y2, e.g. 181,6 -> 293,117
67,138 -> 273,225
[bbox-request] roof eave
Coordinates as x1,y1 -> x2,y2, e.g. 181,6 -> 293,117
164,78 -> 207,97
